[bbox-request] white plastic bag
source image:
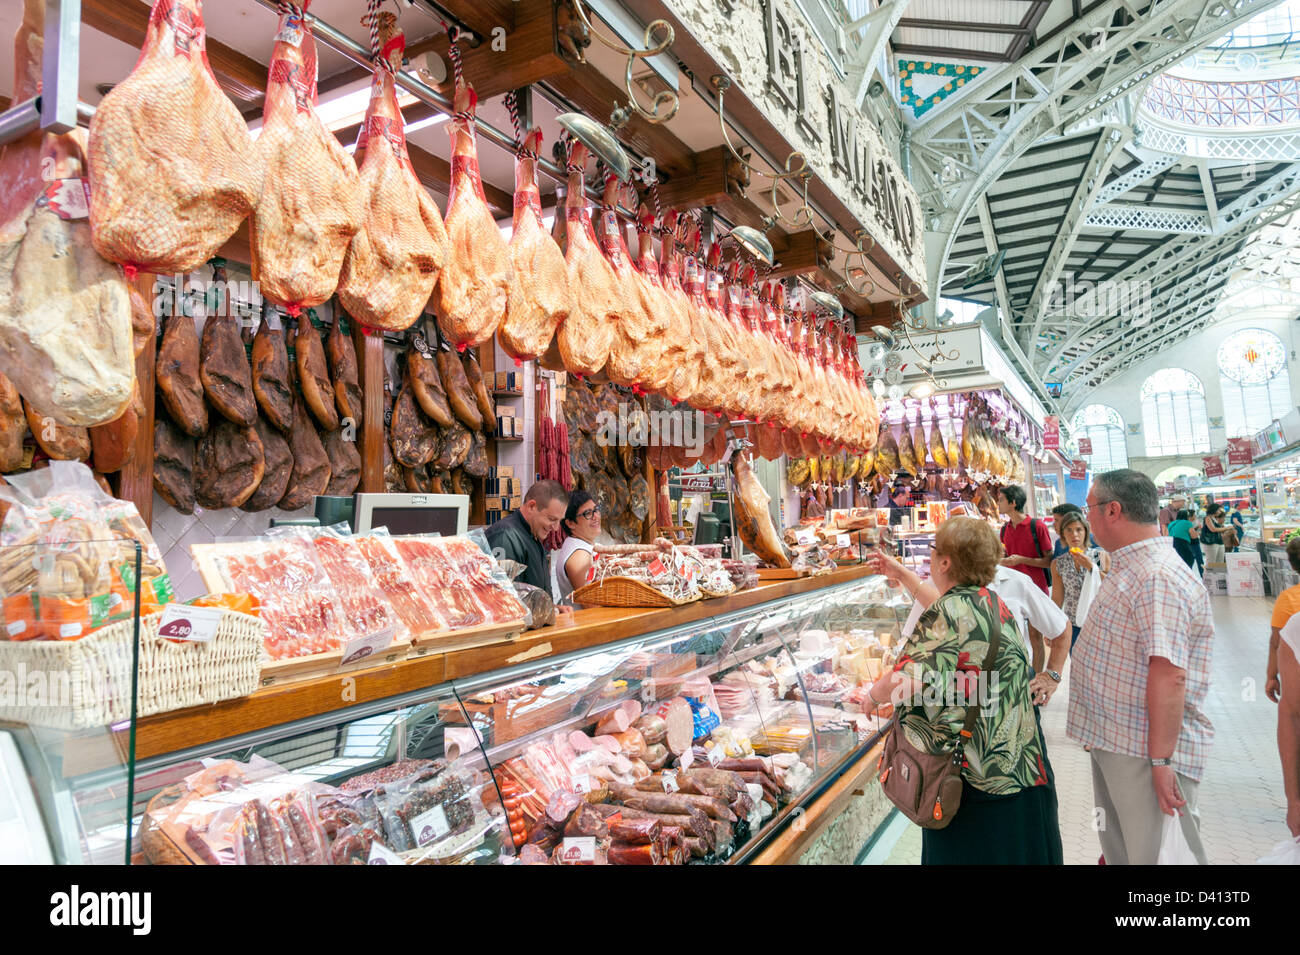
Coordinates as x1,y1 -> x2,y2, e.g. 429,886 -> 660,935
1156,814 -> 1198,865
1075,559 -> 1102,627
1258,835 -> 1300,865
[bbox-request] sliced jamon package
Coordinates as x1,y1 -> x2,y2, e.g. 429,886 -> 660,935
391,532 -> 530,629
208,537 -> 356,660
348,529 -> 448,639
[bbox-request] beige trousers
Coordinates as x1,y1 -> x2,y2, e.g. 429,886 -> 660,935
1090,749 -> 1208,865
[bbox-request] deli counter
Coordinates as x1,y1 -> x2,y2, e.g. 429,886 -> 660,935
1,568 -> 907,866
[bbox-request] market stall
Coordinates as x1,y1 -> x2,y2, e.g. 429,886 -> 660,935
0,0 -> 932,866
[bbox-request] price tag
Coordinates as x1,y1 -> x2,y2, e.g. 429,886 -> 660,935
411,805 -> 450,846
367,842 -> 404,865
648,557 -> 668,579
836,533 -> 852,548
662,770 -> 679,794
340,626 -> 396,666
276,14 -> 304,46
678,748 -> 694,769
42,179 -> 91,220
157,604 -> 224,644
796,529 -> 815,546
559,836 -> 595,864
707,745 -> 726,766
570,774 -> 592,794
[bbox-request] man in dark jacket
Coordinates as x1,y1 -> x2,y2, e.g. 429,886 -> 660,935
484,480 -> 569,592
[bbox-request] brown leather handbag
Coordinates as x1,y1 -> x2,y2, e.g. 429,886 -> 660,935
877,601 -> 1002,830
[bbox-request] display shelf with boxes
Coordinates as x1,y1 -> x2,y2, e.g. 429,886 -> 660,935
3,570 -> 911,865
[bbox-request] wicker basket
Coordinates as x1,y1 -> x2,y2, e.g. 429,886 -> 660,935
0,610 -> 265,731
572,576 -> 701,609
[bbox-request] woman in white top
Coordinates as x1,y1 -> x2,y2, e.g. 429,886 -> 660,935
551,490 -> 600,607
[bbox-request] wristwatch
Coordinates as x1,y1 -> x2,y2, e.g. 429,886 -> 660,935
1149,757 -> 1174,767
1045,670 -> 1061,682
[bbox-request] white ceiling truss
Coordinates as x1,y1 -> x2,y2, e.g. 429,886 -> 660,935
852,0 -> 1300,409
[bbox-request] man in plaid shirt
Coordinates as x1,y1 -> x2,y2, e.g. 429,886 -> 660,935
1069,469 -> 1214,864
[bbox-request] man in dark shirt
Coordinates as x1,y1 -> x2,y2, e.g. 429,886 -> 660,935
484,480 -> 568,593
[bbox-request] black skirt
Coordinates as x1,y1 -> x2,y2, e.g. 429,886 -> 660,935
921,719 -> 1064,865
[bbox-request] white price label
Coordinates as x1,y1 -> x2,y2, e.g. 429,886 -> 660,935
662,770 -> 679,794
367,842 -> 404,865
411,805 -> 450,846
276,16 -> 304,46
678,748 -> 694,769
796,529 -> 815,546
571,774 -> 592,794
837,533 -> 852,548
559,836 -> 596,864
42,179 -> 90,220
707,745 -> 726,766
157,604 -> 224,644
340,626 -> 396,666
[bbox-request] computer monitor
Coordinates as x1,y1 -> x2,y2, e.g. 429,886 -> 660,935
352,493 -> 470,537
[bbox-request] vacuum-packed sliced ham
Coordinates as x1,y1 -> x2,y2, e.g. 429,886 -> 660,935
432,80 -> 511,349
218,539 -> 354,660
250,4 -> 361,311
336,12 -> 446,331
309,532 -> 409,642
352,534 -> 447,638
88,0 -> 261,275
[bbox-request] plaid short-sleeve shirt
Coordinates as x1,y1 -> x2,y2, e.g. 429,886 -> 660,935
1066,536 -> 1215,780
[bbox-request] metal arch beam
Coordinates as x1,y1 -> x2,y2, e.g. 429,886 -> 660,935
1084,204 -> 1212,233
976,193 -> 1019,330
1021,126 -> 1133,355
1040,173 -> 1300,367
915,0 -> 1284,310
843,0 -> 909,106
1198,161 -> 1221,229
1091,152 -> 1181,205
1067,303 -> 1225,395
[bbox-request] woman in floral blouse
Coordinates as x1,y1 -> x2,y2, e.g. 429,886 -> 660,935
865,517 -> 1063,864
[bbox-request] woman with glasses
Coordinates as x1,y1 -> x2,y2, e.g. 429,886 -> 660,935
551,490 -> 601,608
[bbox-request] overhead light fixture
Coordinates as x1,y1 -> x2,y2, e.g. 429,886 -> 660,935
730,226 -> 774,266
909,381 -> 935,399
871,325 -> 897,349
810,291 -> 844,320
556,112 -> 632,181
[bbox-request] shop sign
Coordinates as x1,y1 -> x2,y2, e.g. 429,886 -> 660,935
1069,459 -> 1088,480
1077,437 -> 1092,456
680,475 -> 716,492
1203,455 -> 1225,478
1043,416 -> 1059,450
762,1 -> 819,144
1227,438 -> 1254,467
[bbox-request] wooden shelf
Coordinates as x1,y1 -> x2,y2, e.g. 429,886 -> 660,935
94,565 -> 878,774
493,435 -> 525,442
493,389 -> 524,397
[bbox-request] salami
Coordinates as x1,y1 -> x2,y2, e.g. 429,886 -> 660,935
632,713 -> 667,746
607,841 -> 662,865
609,783 -> 735,821
609,818 -> 660,845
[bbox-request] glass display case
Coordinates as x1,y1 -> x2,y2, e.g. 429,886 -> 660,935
5,573 -> 910,865
1255,462 -> 1300,543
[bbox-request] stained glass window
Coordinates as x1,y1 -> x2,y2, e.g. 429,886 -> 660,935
1141,369 -> 1211,456
1217,328 -> 1290,438
1070,404 -> 1128,472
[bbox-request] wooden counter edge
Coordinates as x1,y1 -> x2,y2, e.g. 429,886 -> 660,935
748,737 -> 886,866
121,565 -> 878,767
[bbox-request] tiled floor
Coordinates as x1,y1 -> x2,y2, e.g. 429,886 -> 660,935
863,595 -> 1293,865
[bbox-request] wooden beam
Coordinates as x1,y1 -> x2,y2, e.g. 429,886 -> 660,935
82,0 -> 266,105
116,273 -> 157,526
768,230 -> 831,279
419,0 -> 568,102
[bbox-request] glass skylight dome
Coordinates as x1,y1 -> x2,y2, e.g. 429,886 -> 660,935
1211,0 -> 1300,49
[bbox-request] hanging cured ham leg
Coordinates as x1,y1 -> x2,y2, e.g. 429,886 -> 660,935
501,128 -> 570,362
88,0 -> 261,274
0,0 -> 135,428
433,72 -> 512,349
250,2 -> 361,311
557,143 -> 622,379
337,12 -> 446,332
597,177 -> 658,391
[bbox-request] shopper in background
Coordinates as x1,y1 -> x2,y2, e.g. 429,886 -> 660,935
1202,503 -> 1228,567
1159,494 -> 1187,536
1228,504 -> 1246,553
1069,469 -> 1214,865
997,484 -> 1053,673
485,479 -> 569,593
864,518 -> 1063,864
888,483 -> 912,527
1050,502 -> 1084,559
550,490 -> 600,608
1166,509 -> 1202,575
1051,510 -> 1110,651
1271,537 -> 1300,836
